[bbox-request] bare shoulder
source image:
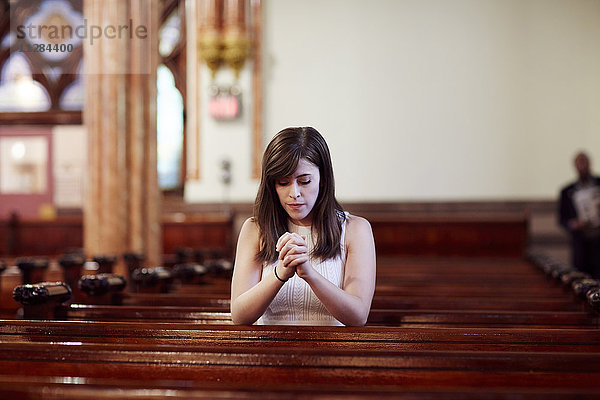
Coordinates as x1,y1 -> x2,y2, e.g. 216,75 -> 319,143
237,217 -> 260,248
345,214 -> 373,235
240,217 -> 259,236
345,214 -> 374,245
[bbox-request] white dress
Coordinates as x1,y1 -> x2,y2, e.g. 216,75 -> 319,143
256,212 -> 349,326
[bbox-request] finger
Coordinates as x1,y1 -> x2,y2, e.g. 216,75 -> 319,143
286,255 -> 309,268
282,253 -> 298,267
275,234 -> 286,252
276,232 -> 292,252
283,252 -> 308,265
279,241 -> 298,260
280,242 -> 308,259
293,233 -> 307,247
279,243 -> 298,260
292,232 -> 306,244
285,234 -> 307,248
276,234 -> 290,258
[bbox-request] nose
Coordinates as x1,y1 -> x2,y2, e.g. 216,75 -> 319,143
289,181 -> 300,198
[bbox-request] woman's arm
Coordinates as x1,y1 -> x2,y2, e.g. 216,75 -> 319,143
230,218 -> 298,325
292,216 -> 376,326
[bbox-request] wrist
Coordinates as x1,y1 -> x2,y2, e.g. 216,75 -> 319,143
273,264 -> 287,283
296,262 -> 315,281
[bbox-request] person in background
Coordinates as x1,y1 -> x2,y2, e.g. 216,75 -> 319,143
230,127 -> 376,326
558,151 -> 600,278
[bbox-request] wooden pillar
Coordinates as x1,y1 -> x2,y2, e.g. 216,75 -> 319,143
251,0 -> 262,178
83,0 -> 161,269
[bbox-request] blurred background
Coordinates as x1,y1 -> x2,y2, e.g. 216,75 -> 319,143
1,0 -> 599,263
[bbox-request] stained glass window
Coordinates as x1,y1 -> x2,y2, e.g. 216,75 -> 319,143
59,61 -> 84,110
1,0 -> 186,192
159,9 -> 181,58
157,64 -> 183,190
157,1 -> 186,191
0,52 -> 51,112
0,0 -> 83,115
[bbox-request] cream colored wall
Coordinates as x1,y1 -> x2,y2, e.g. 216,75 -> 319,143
184,0 -> 259,204
53,125 -> 86,208
185,0 -> 600,203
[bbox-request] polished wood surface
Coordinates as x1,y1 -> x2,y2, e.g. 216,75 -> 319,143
370,213 -> 527,257
1,214 -> 522,258
0,254 -> 598,398
0,111 -> 83,125
0,375 -> 596,400
36,304 -> 594,328
0,214 -> 232,257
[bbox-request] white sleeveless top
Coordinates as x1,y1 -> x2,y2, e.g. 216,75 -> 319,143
256,212 -> 349,326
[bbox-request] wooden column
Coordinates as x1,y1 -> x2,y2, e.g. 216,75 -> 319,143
251,0 -> 262,178
83,0 -> 161,269
185,0 -> 202,181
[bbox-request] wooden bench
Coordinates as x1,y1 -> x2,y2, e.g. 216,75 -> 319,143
1,375 -> 598,399
8,253 -> 599,327
0,321 -> 599,394
10,301 -> 597,328
0,214 -> 234,258
0,340 -> 599,386
2,254 -> 599,398
2,319 -> 599,350
118,292 -> 582,311
10,256 -> 599,328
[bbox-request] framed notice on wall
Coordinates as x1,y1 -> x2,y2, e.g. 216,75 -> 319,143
0,136 -> 48,194
0,127 -> 53,219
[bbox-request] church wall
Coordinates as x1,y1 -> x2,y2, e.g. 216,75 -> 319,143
185,0 -> 600,203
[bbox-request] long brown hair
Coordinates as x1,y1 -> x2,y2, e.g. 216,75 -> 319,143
254,127 -> 345,264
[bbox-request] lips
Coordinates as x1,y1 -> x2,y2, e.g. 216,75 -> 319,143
287,203 -> 304,209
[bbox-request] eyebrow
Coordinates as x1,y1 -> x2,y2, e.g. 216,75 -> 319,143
278,173 -> 312,181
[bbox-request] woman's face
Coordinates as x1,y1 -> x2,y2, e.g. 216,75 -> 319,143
275,158 -> 321,226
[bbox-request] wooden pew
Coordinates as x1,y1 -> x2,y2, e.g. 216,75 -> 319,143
2,319 -> 599,353
1,375 -> 598,400
0,210 -> 589,398
14,303 -> 593,328
0,214 -> 233,258
0,321 -> 599,394
1,341 -> 600,387
2,253 -> 599,398
120,292 -> 583,311
9,253 -> 599,328
2,320 -> 599,347
11,259 -> 598,328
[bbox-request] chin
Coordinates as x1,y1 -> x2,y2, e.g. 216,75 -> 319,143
289,211 -> 306,219
288,210 -> 308,221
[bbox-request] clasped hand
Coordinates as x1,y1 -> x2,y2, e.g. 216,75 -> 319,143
275,232 -> 312,281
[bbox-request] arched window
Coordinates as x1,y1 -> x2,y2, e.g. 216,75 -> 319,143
0,52 -> 51,112
0,0 -> 186,193
157,64 -> 183,190
0,0 -> 83,124
157,0 -> 186,192
59,61 -> 84,110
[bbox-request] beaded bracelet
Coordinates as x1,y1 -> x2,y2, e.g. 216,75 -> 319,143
274,265 -> 288,283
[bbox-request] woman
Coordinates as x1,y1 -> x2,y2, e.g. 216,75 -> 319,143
230,127 -> 376,326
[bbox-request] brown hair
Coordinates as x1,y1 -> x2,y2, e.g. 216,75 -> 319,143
254,127 -> 345,264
